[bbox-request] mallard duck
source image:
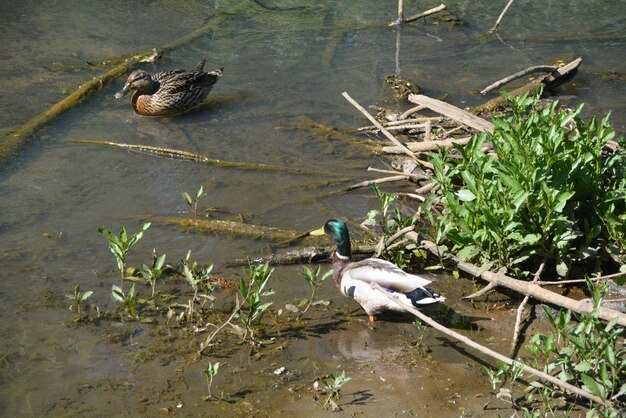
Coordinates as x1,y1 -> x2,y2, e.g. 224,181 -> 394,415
310,219 -> 444,324
114,59 -> 223,117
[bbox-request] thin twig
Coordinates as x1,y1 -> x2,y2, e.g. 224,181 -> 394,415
537,270 -> 626,285
481,65 -> 559,95
342,92 -> 434,170
462,282 -> 498,300
510,260 -> 546,356
400,105 -> 427,120
346,175 -> 410,191
489,0 -> 515,33
390,3 -> 447,26
371,283 -> 612,407
367,167 -> 422,179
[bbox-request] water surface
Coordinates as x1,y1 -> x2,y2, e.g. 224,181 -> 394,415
1,1 -> 624,416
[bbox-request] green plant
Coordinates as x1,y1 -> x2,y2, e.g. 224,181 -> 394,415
482,280 -> 626,416
426,90 -> 626,278
140,249 -> 166,298
297,265 -> 333,320
98,222 -> 151,288
181,250 -> 215,301
182,185 -> 208,218
320,371 -> 351,411
65,284 -> 93,318
203,361 -> 220,400
366,185 -> 422,270
112,283 -> 138,319
236,261 -> 274,342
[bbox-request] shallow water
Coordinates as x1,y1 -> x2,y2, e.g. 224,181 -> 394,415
0,0 -> 625,416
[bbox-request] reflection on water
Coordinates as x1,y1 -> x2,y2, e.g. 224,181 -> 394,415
0,0 -> 624,415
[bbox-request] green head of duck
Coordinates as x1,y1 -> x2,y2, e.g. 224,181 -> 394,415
311,219 -> 351,259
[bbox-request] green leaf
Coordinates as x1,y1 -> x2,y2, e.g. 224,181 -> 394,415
456,189 -> 476,202
574,361 -> 592,372
580,374 -> 603,397
182,192 -> 193,207
455,245 -> 481,261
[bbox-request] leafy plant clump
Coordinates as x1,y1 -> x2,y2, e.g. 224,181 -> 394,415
98,222 -> 151,287
426,91 -> 626,278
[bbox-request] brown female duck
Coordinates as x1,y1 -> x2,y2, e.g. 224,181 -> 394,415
310,219 -> 445,324
114,59 -> 223,117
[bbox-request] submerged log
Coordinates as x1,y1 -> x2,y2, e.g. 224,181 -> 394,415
226,243 -> 377,266
152,216 -> 307,242
71,139 -> 321,175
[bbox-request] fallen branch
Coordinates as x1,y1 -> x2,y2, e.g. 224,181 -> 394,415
415,237 -> 626,327
510,260 -> 546,356
472,58 -> 582,115
1,58 -> 139,160
370,282 -> 611,407
343,91 -> 435,170
389,3 -> 447,26
481,65 -> 559,95
488,0 -> 515,33
382,136 -> 472,154
346,175 -> 412,191
226,244 -> 376,267
408,94 -> 495,133
71,139 -> 319,175
151,216 -> 306,242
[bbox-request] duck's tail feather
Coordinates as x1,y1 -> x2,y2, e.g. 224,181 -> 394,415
194,59 -> 207,72
404,287 -> 445,306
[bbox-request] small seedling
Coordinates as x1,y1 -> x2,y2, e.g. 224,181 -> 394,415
98,222 -> 151,289
140,249 -> 166,298
65,284 -> 93,318
236,261 -> 275,342
112,283 -> 138,319
182,185 -> 207,218
298,265 -> 333,320
181,250 -> 214,301
320,371 -> 351,411
203,361 -> 220,400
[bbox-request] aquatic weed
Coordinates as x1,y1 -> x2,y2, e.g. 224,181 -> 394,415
98,222 -> 151,289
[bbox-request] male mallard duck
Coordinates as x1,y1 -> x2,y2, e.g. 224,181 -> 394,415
114,59 -> 223,117
311,219 -> 444,324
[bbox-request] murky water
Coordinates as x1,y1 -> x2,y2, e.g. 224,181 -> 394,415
1,0 -> 624,416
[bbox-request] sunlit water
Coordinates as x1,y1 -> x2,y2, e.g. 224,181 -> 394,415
0,0 -> 624,416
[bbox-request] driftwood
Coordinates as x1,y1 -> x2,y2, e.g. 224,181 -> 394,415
342,92 -> 434,170
345,175 -> 412,191
481,65 -> 559,95
227,243 -> 377,267
151,216 -> 306,242
414,236 -> 626,327
71,139 -> 320,175
371,283 -> 611,407
472,58 -> 582,115
389,3 -> 447,26
488,0 -> 515,33
408,94 -> 495,133
383,136 -> 472,154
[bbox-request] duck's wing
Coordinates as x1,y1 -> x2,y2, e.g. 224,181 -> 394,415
342,258 -> 432,292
